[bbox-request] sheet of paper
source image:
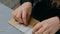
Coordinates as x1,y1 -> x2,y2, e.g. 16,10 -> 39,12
8,17 -> 40,34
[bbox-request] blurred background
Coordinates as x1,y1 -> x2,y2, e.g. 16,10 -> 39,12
0,0 -> 20,9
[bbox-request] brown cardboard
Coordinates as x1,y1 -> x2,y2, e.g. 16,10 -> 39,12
8,17 -> 40,27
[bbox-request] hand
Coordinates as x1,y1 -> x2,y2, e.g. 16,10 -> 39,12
12,2 -> 32,25
32,17 -> 60,34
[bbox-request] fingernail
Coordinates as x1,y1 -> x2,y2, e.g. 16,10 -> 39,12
15,19 -> 18,22
25,23 -> 28,26
19,21 -> 23,24
25,24 -> 28,26
20,21 -> 23,23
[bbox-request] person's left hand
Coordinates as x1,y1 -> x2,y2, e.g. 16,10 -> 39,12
32,17 -> 60,34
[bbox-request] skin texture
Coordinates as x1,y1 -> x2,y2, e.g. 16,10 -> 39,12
59,23 -> 60,28
32,17 -> 60,34
12,2 -> 32,25
12,2 -> 60,34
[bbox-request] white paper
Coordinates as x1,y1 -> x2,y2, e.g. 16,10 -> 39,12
25,29 -> 32,34
16,24 -> 32,34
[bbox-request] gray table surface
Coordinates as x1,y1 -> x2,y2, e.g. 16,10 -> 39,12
0,3 -> 23,34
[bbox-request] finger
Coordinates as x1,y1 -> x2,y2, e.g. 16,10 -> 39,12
22,10 -> 28,25
18,17 -> 23,23
12,11 -> 17,18
43,25 -> 54,34
27,12 -> 31,23
12,11 -> 18,22
16,10 -> 23,23
32,22 -> 43,34
35,24 -> 49,34
50,25 -> 59,34
27,9 -> 32,22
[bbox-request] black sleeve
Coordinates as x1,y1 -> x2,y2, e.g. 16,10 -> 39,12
20,0 -> 41,7
55,9 -> 60,20
55,8 -> 60,19
51,8 -> 60,20
20,0 -> 34,6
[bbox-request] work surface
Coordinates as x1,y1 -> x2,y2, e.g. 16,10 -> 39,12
0,3 -> 23,34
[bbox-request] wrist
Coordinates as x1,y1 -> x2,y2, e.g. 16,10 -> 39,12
22,2 -> 32,7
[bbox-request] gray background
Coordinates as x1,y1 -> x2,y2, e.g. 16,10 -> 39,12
0,0 -> 24,34
0,3 -> 23,34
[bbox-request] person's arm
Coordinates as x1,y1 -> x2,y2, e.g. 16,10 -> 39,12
57,14 -> 60,29
20,0 -> 40,7
20,0 -> 34,6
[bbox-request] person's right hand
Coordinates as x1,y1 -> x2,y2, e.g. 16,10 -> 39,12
32,17 -> 60,34
12,2 -> 32,25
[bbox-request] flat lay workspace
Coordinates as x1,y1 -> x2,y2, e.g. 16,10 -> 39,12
0,3 -> 40,34
9,17 -> 39,34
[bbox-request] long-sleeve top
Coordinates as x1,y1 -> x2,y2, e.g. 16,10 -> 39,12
20,0 -> 60,20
